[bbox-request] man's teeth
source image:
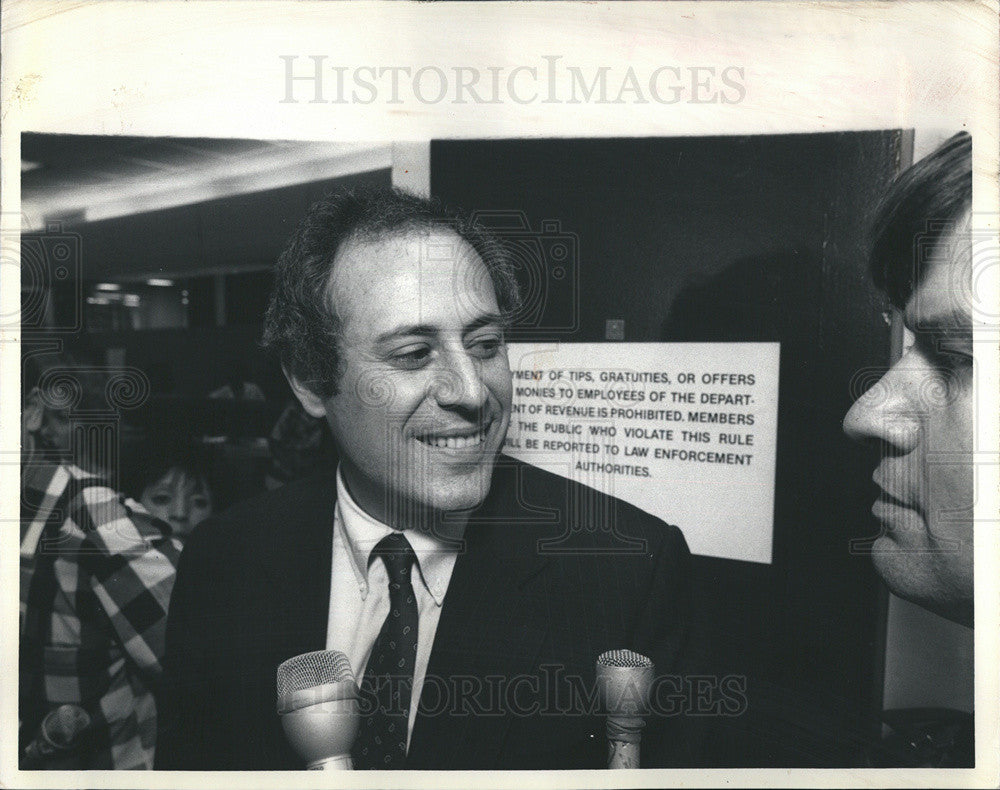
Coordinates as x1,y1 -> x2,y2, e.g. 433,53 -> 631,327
418,432 -> 486,449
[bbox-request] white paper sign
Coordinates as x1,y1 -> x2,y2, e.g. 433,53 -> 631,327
504,342 -> 779,564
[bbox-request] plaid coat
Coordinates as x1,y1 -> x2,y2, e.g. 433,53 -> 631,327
20,463 -> 182,769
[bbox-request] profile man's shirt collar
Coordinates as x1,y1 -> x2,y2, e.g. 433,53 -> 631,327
335,465 -> 464,606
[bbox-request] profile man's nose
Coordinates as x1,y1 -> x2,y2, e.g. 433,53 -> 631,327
843,371 -> 920,454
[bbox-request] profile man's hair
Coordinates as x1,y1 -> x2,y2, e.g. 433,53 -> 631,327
261,186 -> 521,399
869,131 -> 972,308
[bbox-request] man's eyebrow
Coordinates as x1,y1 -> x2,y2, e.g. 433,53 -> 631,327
465,312 -> 508,332
374,313 -> 508,344
375,324 -> 437,344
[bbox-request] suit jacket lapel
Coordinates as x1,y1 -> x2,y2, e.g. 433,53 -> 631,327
248,462 -> 558,768
407,460 -> 553,769
258,473 -> 338,666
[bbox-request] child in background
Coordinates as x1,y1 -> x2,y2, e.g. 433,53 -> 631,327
126,439 -> 214,541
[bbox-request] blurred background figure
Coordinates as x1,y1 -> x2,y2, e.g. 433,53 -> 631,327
140,463 -> 214,540
20,349 -> 181,769
263,398 -> 337,490
208,359 -> 267,401
126,438 -> 215,541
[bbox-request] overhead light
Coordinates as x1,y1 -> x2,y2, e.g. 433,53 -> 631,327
146,278 -> 175,287
21,160 -> 41,173
94,283 -> 121,292
123,294 -> 141,307
86,296 -> 111,305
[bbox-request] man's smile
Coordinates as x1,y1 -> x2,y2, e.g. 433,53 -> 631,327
412,421 -> 495,451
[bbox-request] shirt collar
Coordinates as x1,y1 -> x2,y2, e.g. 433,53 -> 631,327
335,466 -> 463,606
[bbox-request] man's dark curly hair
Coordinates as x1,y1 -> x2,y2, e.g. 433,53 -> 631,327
869,131 -> 972,309
262,186 -> 521,399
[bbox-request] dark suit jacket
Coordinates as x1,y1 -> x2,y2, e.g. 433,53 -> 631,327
155,456 -> 706,770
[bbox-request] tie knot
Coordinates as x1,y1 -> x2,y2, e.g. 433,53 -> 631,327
372,532 -> 416,585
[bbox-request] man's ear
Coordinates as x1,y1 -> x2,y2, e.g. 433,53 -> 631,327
23,388 -> 46,433
284,368 -> 329,419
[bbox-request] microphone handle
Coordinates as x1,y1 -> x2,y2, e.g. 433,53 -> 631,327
606,716 -> 643,769
23,738 -> 60,768
308,754 -> 353,770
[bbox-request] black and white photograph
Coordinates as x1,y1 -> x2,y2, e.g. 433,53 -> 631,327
2,2 -> 997,787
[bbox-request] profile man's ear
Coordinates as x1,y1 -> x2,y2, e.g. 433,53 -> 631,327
23,388 -> 46,433
283,368 -> 329,419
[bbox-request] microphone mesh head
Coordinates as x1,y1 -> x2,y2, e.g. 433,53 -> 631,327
44,705 -> 91,748
597,649 -> 653,669
277,650 -> 355,698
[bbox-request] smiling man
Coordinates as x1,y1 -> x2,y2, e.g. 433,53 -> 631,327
156,188 -> 703,771
843,132 -> 974,627
288,226 -> 513,525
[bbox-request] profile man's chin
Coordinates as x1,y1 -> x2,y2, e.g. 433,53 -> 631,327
869,541 -> 914,594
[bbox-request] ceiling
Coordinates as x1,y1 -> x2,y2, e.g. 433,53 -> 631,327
20,133 -> 392,230
18,134 -> 394,280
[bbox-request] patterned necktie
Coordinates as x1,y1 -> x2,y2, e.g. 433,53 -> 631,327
352,532 -> 419,769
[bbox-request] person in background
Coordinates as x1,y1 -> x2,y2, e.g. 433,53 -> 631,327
207,359 -> 266,401
263,398 -> 337,490
20,350 -> 181,769
131,443 -> 214,542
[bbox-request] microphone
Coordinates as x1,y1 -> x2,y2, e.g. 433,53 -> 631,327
596,649 -> 654,769
21,704 -> 91,768
276,650 -> 360,770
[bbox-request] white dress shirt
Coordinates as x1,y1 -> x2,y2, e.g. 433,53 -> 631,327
325,466 -> 464,749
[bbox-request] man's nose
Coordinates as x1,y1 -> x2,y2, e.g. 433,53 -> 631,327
842,368 -> 921,454
432,349 -> 488,410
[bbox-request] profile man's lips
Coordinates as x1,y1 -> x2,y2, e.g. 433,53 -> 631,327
875,490 -> 910,509
872,472 -> 911,510
870,483 -> 915,530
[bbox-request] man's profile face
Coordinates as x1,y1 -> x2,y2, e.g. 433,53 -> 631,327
843,215 -> 974,624
298,227 -> 512,525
